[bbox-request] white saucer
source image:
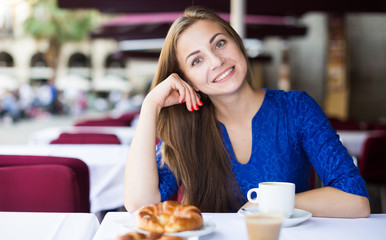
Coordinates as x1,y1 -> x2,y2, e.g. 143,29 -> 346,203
238,207 -> 312,227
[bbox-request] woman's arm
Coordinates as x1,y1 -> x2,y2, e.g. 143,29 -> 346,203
240,186 -> 370,218
295,187 -> 370,218
293,91 -> 370,218
124,96 -> 161,213
124,74 -> 202,213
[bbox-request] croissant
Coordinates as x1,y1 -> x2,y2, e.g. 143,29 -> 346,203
135,201 -> 203,233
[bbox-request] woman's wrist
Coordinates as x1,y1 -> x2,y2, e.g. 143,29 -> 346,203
142,93 -> 163,117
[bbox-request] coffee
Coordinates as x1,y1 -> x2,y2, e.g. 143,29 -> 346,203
244,212 -> 284,240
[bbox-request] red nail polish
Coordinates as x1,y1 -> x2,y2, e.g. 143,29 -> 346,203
190,106 -> 194,111
180,100 -> 183,104
199,100 -> 203,105
195,104 -> 199,110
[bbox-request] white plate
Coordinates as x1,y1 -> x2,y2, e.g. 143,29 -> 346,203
238,207 -> 312,227
126,216 -> 216,238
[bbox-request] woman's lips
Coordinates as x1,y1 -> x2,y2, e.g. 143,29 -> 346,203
213,66 -> 235,83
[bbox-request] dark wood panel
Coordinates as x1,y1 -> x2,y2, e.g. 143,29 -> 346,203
91,23 -> 307,41
58,0 -> 386,15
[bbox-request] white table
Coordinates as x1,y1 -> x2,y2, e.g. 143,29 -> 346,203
337,130 -> 371,157
0,212 -> 100,240
28,126 -> 136,145
0,144 -> 130,213
93,212 -> 386,240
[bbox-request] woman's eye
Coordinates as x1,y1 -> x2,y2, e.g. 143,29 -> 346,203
216,40 -> 225,49
192,58 -> 202,66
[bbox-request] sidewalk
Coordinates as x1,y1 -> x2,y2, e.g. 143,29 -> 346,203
0,111 -> 108,145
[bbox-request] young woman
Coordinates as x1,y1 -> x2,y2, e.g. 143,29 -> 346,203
124,6 -> 370,217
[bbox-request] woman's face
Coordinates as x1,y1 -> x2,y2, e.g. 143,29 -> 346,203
176,20 -> 247,98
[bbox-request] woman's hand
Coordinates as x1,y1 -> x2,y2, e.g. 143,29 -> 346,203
147,73 -> 203,112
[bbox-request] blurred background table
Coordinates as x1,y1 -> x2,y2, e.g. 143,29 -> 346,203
337,130 -> 371,157
93,212 -> 386,240
0,212 -> 100,240
0,144 -> 129,213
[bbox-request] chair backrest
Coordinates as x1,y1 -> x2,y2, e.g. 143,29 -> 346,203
74,118 -> 130,127
359,132 -> 386,183
74,110 -> 140,127
373,123 -> 386,131
328,118 -> 361,131
50,132 -> 121,144
0,155 -> 90,212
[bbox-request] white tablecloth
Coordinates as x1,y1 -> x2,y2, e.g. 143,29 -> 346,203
93,212 -> 386,240
28,126 -> 136,145
0,212 -> 100,240
337,130 -> 371,157
0,144 -> 130,213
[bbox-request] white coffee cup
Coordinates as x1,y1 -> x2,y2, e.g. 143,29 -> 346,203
247,182 -> 295,218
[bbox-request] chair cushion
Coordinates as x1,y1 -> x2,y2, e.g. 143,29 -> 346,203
0,164 -> 79,212
50,132 -> 121,144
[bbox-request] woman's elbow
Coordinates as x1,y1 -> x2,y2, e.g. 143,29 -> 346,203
124,198 -> 141,213
124,191 -> 161,213
355,196 -> 371,218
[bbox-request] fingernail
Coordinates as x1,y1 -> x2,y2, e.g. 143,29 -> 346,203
195,104 -> 199,110
199,100 -> 203,105
180,100 -> 183,104
190,106 -> 194,111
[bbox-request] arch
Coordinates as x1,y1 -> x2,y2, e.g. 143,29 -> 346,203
30,52 -> 47,67
68,52 -> 91,68
105,53 -> 126,68
0,51 -> 14,67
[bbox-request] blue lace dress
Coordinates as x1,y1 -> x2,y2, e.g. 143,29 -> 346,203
156,89 -> 369,205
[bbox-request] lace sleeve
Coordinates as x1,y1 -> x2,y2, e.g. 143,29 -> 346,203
293,91 -> 369,198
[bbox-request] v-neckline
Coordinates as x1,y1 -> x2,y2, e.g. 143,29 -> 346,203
219,113 -> 257,165
218,92 -> 267,165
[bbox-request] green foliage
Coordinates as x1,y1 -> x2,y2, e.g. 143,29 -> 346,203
23,0 -> 100,44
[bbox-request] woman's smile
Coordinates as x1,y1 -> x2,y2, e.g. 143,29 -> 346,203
213,66 -> 235,83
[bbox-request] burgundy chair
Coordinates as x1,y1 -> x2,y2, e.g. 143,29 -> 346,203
50,132 -> 121,144
0,155 -> 90,212
373,123 -> 386,131
74,110 -> 140,127
74,117 -> 130,127
328,118 -> 361,131
358,132 -> 386,183
117,110 -> 139,124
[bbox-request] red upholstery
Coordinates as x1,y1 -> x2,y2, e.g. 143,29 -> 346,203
50,132 -> 121,144
309,166 -> 316,190
359,132 -> 386,183
168,185 -> 184,203
328,118 -> 361,131
74,118 -> 130,127
373,123 -> 386,131
117,110 -> 139,123
0,155 -> 90,212
74,110 -> 139,127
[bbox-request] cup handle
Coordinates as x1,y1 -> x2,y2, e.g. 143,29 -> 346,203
247,188 -> 259,203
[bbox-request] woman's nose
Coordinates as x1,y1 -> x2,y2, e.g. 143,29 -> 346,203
209,53 -> 224,70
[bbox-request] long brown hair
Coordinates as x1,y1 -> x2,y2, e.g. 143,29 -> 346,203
152,6 -> 251,212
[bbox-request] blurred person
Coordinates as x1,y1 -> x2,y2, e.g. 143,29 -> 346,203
18,83 -> 35,118
1,89 -> 20,122
124,7 -> 370,217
